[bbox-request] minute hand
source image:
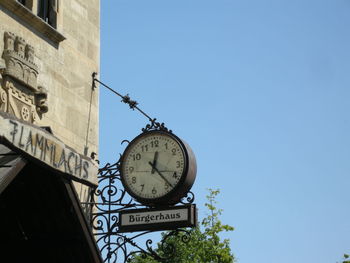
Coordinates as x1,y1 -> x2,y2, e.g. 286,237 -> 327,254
148,161 -> 173,187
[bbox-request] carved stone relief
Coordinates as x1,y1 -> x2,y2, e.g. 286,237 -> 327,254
0,32 -> 48,123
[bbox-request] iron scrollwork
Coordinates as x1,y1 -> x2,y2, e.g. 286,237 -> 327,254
142,118 -> 172,133
89,152 -> 195,263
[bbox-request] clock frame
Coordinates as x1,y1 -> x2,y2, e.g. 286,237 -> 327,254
120,130 -> 197,206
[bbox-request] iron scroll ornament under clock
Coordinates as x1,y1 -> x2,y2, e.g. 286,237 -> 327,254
120,130 -> 197,206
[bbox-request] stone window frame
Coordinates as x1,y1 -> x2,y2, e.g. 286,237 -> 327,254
0,0 -> 65,44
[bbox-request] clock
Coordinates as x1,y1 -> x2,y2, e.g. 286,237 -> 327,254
120,130 -> 196,206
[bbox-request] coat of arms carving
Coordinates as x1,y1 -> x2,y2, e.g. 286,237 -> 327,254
0,32 -> 48,123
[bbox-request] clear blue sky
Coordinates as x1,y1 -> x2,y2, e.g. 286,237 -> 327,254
99,1 -> 350,262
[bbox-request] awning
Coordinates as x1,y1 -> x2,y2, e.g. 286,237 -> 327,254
0,112 -> 102,262
0,143 -> 26,194
0,146 -> 103,262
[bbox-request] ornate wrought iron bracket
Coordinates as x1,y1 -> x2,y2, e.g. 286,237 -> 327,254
87,74 -> 195,262
87,156 -> 195,262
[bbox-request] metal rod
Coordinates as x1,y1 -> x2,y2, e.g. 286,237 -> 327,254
92,73 -> 153,122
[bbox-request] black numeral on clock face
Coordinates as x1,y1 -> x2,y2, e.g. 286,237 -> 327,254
132,153 -> 141,161
141,145 -> 148,152
176,161 -> 181,168
150,140 -> 159,148
152,187 -> 157,195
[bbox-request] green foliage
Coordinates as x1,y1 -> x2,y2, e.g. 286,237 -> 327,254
342,254 -> 350,263
336,254 -> 350,263
129,189 -> 235,263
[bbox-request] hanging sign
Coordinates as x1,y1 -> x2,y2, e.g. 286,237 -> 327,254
118,204 -> 197,233
0,112 -> 98,187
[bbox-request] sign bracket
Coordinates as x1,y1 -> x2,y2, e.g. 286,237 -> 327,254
86,158 -> 196,263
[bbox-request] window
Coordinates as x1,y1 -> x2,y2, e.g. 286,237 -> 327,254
17,0 -> 33,10
38,0 -> 59,29
0,0 -> 65,44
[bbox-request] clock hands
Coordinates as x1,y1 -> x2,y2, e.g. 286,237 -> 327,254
151,151 -> 159,174
148,161 -> 173,187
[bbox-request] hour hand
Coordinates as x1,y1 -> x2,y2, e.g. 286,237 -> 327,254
151,151 -> 159,174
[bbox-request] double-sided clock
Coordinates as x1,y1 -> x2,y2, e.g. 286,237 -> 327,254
120,130 -> 196,206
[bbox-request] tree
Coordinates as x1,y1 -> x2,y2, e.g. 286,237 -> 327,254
339,254 -> 350,263
129,189 -> 235,263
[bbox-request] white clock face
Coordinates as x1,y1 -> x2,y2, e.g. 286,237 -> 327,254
122,132 -> 186,200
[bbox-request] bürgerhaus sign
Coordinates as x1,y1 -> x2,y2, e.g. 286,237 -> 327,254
0,112 -> 98,187
118,205 -> 197,233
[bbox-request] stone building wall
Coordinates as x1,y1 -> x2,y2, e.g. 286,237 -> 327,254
0,0 -> 100,197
